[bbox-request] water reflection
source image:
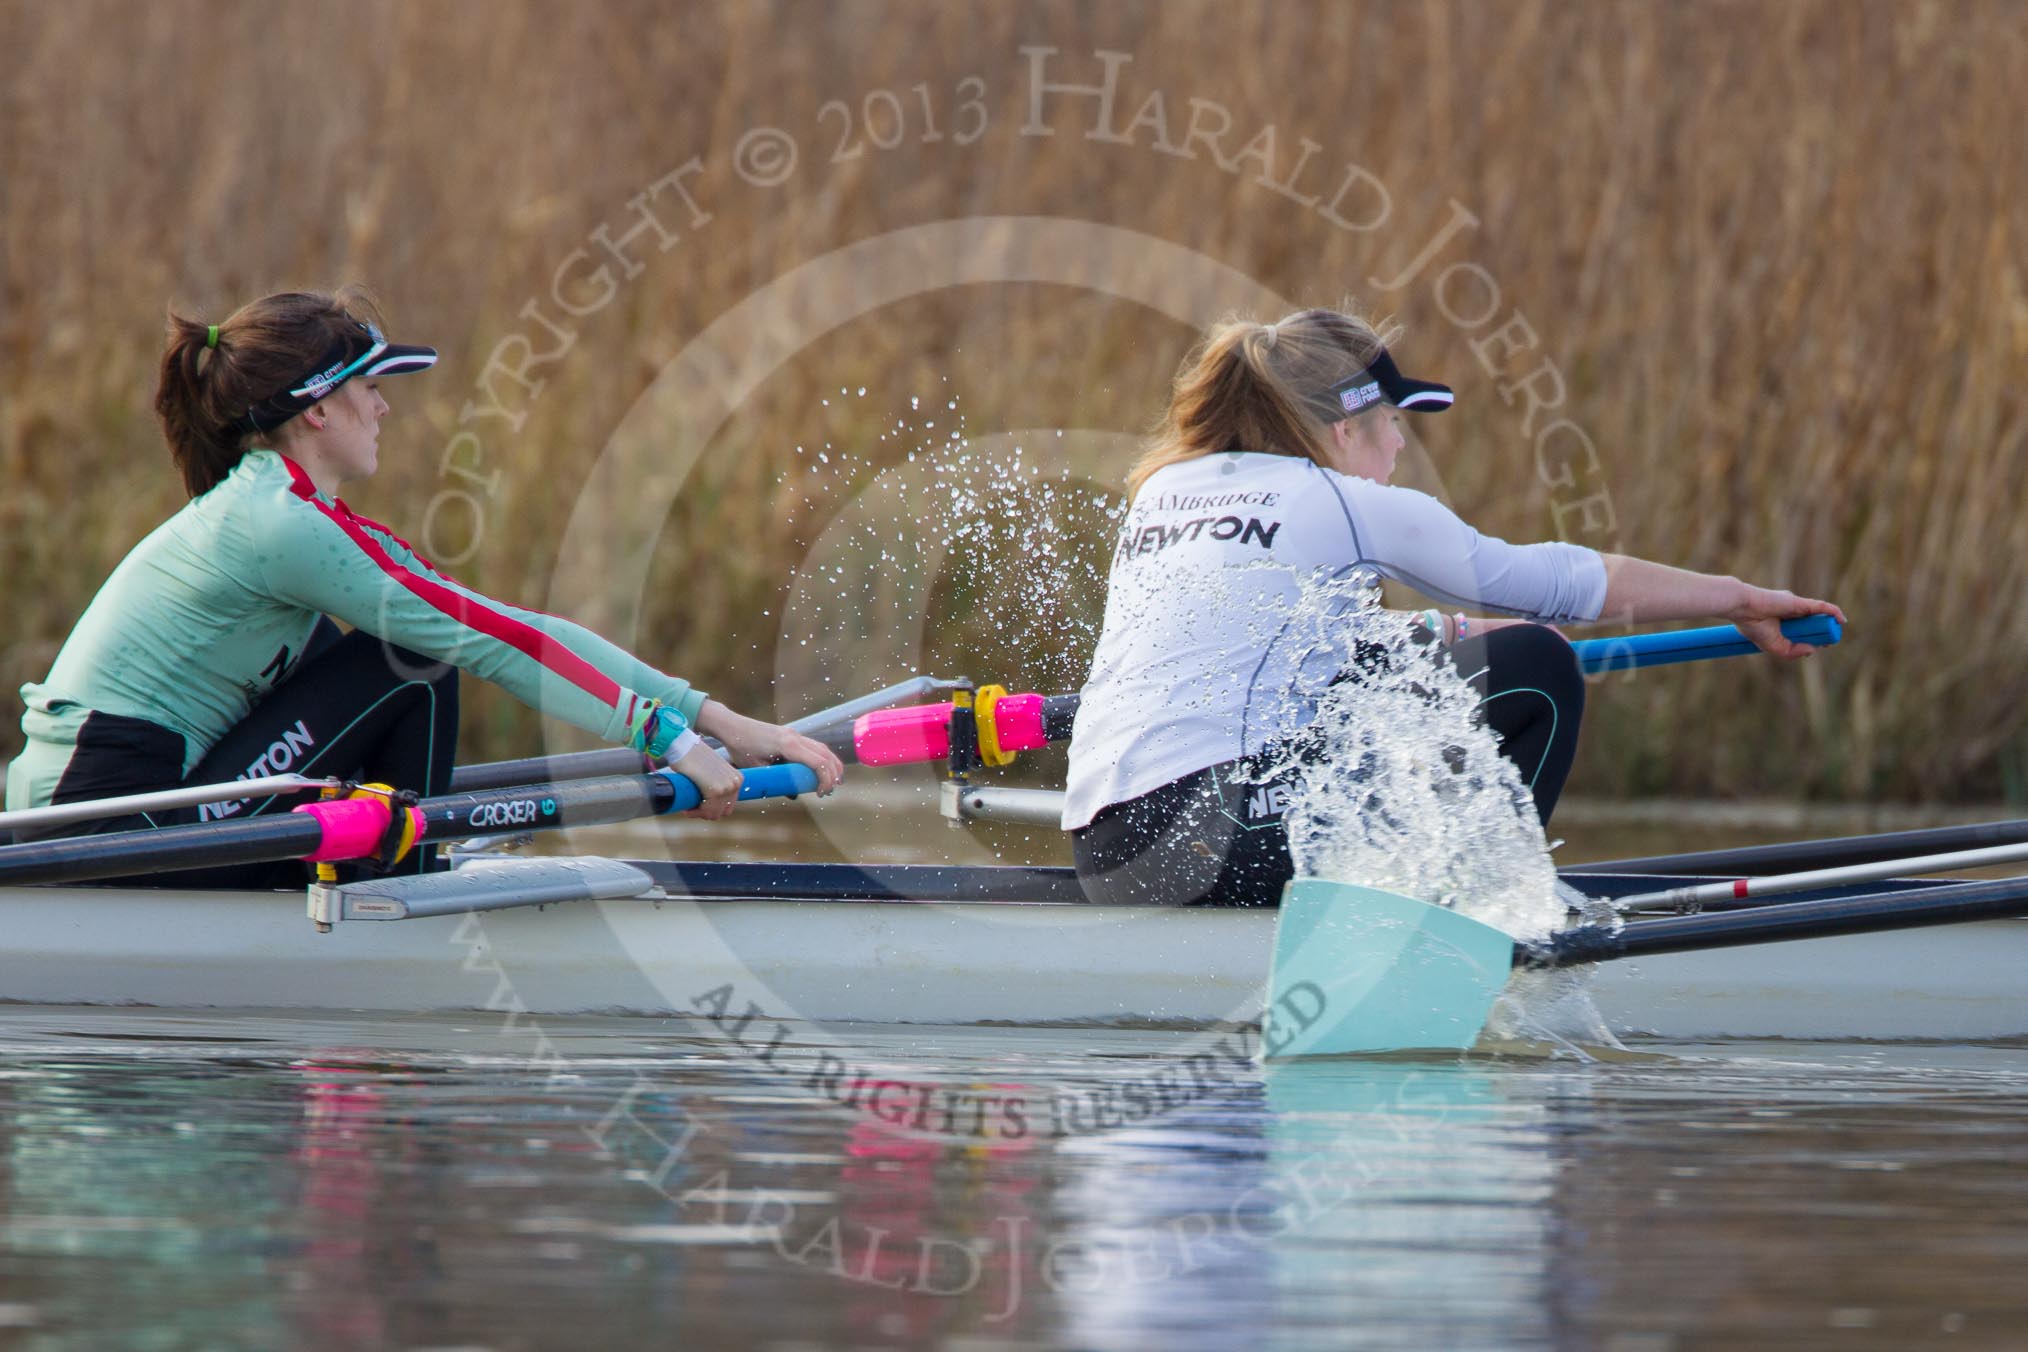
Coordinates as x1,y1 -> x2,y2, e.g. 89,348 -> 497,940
1,1014 -> 2025,1348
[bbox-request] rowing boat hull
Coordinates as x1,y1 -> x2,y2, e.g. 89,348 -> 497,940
3,878 -> 2021,1042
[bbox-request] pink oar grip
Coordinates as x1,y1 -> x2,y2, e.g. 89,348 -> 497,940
854,703 -> 953,766
294,797 -> 403,861
992,693 -> 1049,753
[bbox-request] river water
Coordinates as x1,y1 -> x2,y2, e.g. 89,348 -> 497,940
2,797 -> 2025,1348
2,1012 -> 2023,1350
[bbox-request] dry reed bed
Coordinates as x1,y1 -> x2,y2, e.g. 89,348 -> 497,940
1,0 -> 2023,800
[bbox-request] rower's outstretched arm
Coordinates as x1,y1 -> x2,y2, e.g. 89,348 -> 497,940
253,474 -> 846,803
1597,556 -> 1846,659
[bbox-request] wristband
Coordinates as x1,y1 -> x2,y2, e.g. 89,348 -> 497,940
628,701 -> 692,760
1454,613 -> 1469,641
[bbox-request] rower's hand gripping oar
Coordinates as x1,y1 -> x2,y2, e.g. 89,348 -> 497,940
446,676 -> 963,792
1572,614 -> 1841,674
658,763 -> 817,812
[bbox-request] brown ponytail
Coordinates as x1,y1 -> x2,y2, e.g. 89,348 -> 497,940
1126,306 -> 1389,500
153,286 -> 385,498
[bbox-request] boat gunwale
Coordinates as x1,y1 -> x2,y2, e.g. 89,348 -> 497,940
1,858 -> 1993,917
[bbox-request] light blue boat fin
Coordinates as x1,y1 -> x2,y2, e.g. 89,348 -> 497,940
1261,879 -> 1519,1058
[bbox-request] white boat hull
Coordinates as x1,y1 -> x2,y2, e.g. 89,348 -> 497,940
3,882 -> 2022,1042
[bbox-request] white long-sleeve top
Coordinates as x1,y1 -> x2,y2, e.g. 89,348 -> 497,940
1062,452 -> 1607,830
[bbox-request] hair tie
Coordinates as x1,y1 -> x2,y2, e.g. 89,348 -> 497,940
205,324 -> 220,350
1260,321 -> 1279,350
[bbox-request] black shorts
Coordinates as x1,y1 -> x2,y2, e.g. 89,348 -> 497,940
1072,622 -> 1585,907
30,621 -> 460,888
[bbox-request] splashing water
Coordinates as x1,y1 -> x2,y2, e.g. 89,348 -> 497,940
778,389 -> 1123,698
1251,569 -> 1564,941
1250,569 -> 1616,1050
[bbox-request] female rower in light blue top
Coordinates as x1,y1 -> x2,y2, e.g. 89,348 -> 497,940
5,287 -> 843,884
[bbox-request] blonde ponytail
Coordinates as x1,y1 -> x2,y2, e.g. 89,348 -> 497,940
1126,307 -> 1387,501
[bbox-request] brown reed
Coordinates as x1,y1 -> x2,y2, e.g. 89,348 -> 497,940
1,0 -> 2024,802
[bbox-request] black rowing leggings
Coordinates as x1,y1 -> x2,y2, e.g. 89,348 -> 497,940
41,621 -> 459,888
1072,623 -> 1585,908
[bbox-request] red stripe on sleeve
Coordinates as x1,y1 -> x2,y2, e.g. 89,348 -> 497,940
337,504 -> 436,573
281,459 -> 623,710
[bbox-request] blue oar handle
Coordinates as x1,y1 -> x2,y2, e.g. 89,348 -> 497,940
656,762 -> 821,813
1570,615 -> 1841,674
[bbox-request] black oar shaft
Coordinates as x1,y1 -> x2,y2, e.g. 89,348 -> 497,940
0,773 -> 684,888
0,815 -> 329,886
1530,875 -> 2028,968
449,749 -> 653,794
1566,819 -> 2028,878
421,774 -> 672,837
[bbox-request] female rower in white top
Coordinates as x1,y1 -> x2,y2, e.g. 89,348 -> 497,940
1062,307 -> 1844,908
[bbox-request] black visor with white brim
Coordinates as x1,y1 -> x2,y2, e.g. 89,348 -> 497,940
243,320 -> 438,433
1312,347 -> 1454,422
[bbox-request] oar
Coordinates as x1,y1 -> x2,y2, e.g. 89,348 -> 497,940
0,794 -> 412,889
781,675 -> 968,744
1565,817 -> 2028,878
0,764 -> 819,888
1534,873 -> 2028,965
419,762 -> 815,838
0,673 -> 907,840
1262,871 -> 2028,1058
446,677 -> 960,792
850,618 -> 1844,768
1611,839 -> 2028,914
855,692 -> 1079,767
0,773 -> 339,834
1572,614 -> 1840,674
448,748 -> 654,794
